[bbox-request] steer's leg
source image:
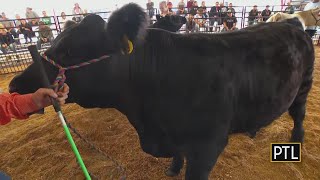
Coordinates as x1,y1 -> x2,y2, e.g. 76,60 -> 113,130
289,101 -> 306,143
165,153 -> 184,177
184,136 -> 228,180
289,69 -> 313,143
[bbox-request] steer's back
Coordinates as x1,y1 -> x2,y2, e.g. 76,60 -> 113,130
132,22 -> 314,139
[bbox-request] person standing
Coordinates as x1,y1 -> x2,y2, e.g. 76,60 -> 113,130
72,3 -> 84,22
304,0 -> 320,37
146,0 -> 155,18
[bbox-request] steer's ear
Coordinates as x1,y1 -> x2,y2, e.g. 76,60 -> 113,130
156,14 -> 162,21
106,3 -> 148,53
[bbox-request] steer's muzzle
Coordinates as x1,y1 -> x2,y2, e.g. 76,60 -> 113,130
8,80 -> 18,94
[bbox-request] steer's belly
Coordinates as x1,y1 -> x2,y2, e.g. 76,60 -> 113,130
229,82 -> 300,134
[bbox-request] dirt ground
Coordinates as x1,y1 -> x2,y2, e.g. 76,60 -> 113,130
0,47 -> 319,180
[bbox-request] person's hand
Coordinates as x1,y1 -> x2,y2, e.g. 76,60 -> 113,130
31,84 -> 70,109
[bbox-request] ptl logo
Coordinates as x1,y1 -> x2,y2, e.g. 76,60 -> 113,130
270,143 -> 301,162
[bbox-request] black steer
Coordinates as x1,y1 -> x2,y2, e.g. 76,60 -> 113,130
9,3 -> 314,180
151,14 -> 186,32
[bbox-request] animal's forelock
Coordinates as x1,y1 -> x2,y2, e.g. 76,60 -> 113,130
106,3 -> 148,43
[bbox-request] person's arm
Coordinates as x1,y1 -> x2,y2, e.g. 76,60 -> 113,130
249,10 -> 254,18
34,12 -> 40,18
232,19 -> 237,29
223,20 -> 228,30
194,15 -> 199,24
0,93 -> 39,125
23,24 -> 31,31
0,36 -> 4,45
209,7 -> 214,17
39,30 -> 44,39
0,85 -> 69,125
48,27 -> 54,39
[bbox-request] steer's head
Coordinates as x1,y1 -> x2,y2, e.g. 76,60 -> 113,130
9,3 -> 176,158
151,14 -> 186,32
9,3 -> 148,106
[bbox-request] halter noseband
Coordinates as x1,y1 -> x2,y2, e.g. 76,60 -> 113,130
40,40 -> 134,91
41,52 -> 111,91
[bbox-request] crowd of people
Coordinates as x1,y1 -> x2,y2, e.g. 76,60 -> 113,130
147,0 -> 298,33
0,3 -> 88,56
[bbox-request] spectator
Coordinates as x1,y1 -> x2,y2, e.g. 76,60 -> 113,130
194,8 -> 208,31
15,14 -> 22,27
0,13 -> 19,43
248,5 -> 259,26
19,19 -> 34,43
186,14 -> 196,33
0,24 -> 17,55
146,0 -> 155,19
228,3 -> 236,16
200,1 -> 208,18
37,21 -> 53,49
178,0 -> 185,10
284,2 -> 295,14
220,2 -> 228,23
189,1 -> 199,16
257,11 -> 264,23
261,5 -> 271,21
176,5 -> 187,15
187,0 -> 194,12
167,0 -> 173,12
60,12 -> 69,24
209,2 -> 221,27
25,7 -> 40,26
72,3 -> 84,22
83,9 -> 89,17
222,9 -> 237,32
41,11 -> 52,25
303,0 -> 320,37
159,1 -> 173,16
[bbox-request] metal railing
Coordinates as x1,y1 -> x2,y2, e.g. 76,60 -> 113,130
0,5 -> 317,74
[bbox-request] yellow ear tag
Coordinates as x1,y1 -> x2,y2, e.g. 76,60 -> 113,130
128,40 -> 133,54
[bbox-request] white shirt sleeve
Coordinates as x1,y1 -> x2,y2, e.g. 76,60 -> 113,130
304,2 -> 320,11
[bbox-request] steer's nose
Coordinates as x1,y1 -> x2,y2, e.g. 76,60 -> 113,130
9,82 -> 17,93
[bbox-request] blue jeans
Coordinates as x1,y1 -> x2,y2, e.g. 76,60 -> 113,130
0,171 -> 11,180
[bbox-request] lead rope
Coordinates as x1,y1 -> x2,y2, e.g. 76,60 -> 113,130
40,53 -> 111,91
310,11 -> 320,29
40,39 -> 134,179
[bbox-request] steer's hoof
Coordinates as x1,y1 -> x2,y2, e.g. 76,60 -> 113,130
165,169 -> 180,177
290,128 -> 304,143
